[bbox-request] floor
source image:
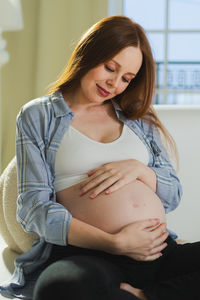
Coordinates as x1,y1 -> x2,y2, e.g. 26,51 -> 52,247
0,235 -> 19,300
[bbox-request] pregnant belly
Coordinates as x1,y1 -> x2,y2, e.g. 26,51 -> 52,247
56,180 -> 166,234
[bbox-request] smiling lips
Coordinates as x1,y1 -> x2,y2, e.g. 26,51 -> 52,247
96,84 -> 110,97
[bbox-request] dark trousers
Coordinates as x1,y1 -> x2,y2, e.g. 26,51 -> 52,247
33,237 -> 200,300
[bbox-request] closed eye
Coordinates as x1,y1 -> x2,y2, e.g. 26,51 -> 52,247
105,64 -> 131,83
105,65 -> 114,72
122,77 -> 129,83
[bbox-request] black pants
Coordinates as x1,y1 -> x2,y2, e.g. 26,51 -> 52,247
33,237 -> 200,300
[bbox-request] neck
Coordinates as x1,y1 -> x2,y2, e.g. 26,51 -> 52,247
63,89 -> 111,112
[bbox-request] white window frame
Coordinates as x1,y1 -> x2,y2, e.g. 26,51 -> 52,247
108,0 -> 200,104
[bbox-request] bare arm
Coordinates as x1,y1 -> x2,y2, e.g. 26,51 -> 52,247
67,217 -> 115,253
67,217 -> 168,261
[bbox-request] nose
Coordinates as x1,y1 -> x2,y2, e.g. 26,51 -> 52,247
106,75 -> 120,89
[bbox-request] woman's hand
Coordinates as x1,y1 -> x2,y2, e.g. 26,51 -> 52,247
80,159 -> 156,198
113,219 -> 169,261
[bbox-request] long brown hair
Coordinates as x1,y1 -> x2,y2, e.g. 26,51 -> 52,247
48,15 -> 177,162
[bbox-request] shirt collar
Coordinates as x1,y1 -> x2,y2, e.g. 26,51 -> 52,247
50,91 -> 73,117
111,98 -> 122,112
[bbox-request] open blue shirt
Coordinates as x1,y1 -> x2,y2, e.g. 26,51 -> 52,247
0,91 -> 182,299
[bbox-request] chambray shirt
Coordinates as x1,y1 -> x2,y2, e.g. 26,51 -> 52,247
0,91 -> 182,299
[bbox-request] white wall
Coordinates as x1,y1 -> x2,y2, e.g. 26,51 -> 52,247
155,105 -> 200,242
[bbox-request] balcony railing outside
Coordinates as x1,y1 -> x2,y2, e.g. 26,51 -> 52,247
155,61 -> 200,104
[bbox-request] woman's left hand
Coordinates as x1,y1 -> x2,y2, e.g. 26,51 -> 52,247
79,159 -> 145,199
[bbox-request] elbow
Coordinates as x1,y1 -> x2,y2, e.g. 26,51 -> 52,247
165,184 -> 183,214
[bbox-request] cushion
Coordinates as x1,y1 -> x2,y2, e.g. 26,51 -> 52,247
0,157 -> 37,254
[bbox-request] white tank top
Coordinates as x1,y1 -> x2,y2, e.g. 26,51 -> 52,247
54,124 -> 149,192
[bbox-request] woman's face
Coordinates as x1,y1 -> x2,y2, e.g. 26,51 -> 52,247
79,46 -> 143,105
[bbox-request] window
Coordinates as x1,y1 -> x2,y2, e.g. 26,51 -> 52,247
108,0 -> 200,104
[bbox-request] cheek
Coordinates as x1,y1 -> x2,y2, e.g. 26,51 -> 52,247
81,73 -> 94,90
117,83 -> 129,95
93,69 -> 107,81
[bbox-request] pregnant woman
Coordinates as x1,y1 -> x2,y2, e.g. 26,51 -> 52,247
2,16 -> 200,300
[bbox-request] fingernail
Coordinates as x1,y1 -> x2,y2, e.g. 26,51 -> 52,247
90,193 -> 96,199
105,190 -> 110,195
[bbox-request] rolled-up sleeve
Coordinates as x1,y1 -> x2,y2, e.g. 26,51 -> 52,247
149,126 -> 183,213
16,109 -> 72,246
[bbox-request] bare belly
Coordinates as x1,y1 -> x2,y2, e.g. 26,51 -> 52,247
56,180 -> 166,234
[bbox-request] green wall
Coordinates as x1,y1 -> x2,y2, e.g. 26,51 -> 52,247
1,0 -> 108,172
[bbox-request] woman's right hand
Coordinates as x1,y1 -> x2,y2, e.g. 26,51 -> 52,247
113,219 -> 169,261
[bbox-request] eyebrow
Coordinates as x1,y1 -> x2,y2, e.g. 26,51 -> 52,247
111,59 -> 136,76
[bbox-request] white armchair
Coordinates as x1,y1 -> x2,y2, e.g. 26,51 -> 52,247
0,157 -> 37,254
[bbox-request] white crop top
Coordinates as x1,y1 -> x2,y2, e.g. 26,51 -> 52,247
54,124 -> 149,192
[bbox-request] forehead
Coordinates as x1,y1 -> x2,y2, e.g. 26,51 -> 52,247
110,46 -> 143,73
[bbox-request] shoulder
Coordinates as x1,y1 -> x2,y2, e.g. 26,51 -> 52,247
16,95 -> 55,143
17,95 -> 52,124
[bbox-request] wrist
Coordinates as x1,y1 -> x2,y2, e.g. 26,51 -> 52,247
107,232 -> 124,255
138,165 -> 157,192
103,232 -> 120,254
100,231 -> 123,255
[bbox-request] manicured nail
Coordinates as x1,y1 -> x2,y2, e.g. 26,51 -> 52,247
88,171 -> 93,176
90,193 -> 96,199
105,190 -> 111,195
